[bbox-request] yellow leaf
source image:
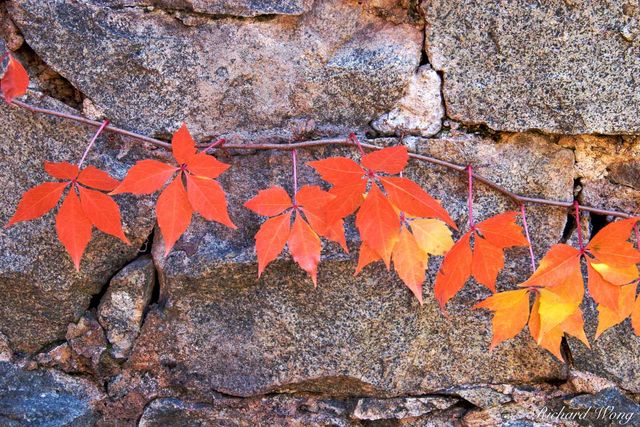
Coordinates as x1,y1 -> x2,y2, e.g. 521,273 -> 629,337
409,218 -> 454,256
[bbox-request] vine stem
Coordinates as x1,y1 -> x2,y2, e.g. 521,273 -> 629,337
520,204 -> 537,273
466,165 -> 474,229
203,137 -> 226,153
10,99 -> 633,219
78,119 -> 109,168
574,201 -> 584,251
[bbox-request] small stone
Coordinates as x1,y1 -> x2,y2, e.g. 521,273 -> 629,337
372,65 -> 444,137
66,312 -> 108,371
449,385 -> 512,409
98,256 -> 156,360
608,160 -> 640,190
0,332 -> 12,362
353,396 -> 458,420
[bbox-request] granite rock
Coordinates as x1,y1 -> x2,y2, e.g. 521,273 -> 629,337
352,396 -> 459,421
0,94 -> 155,353
8,0 -> 422,139
0,362 -> 104,426
372,65 -> 444,137
424,1 -> 640,134
98,255 -> 156,359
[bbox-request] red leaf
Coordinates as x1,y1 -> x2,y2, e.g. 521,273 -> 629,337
519,244 -> 581,288
296,185 -> 347,252
434,232 -> 472,309
185,174 -> 236,229
1,54 -> 29,103
288,214 -> 321,286
111,160 -> 177,195
361,146 -> 408,174
355,242 -> 381,275
244,186 -> 292,217
475,211 -> 528,249
44,161 -> 78,180
587,217 -> 640,267
255,211 -> 291,277
172,123 -> 197,165
355,184 -> 400,268
156,176 -> 192,256
325,179 -> 366,223
5,182 -> 68,227
307,157 -> 364,186
77,166 -> 119,191
380,176 -> 456,229
186,152 -> 229,178
587,262 -> 623,310
78,185 -> 129,244
55,190 -> 92,270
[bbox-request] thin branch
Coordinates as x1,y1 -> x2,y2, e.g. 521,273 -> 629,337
466,165 -> 475,229
520,204 -> 537,273
78,119 -> 109,168
10,98 -> 633,219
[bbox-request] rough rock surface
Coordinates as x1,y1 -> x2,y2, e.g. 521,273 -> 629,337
0,94 -> 155,354
99,0 -> 309,17
114,133 -> 573,403
8,0 -> 422,139
372,65 -> 444,137
0,362 -> 104,426
98,255 -> 156,359
424,1 -> 640,134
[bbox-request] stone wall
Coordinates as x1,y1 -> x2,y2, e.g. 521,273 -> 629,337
1,0 -> 639,425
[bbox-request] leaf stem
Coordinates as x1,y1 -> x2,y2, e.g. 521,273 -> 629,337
574,201 -> 584,251
467,165 -> 474,229
10,99 -> 634,220
349,132 -> 365,157
202,138 -> 226,153
520,204 -> 536,272
292,149 -> 298,203
77,119 -> 109,168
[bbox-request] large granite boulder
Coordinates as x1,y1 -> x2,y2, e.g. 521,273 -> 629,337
0,94 -> 155,354
8,0 -> 422,139
117,133 -> 574,402
423,1 -> 640,134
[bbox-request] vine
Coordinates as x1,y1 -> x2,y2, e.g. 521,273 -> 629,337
3,54 -> 640,360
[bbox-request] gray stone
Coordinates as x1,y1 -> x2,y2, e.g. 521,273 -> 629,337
424,1 -> 640,134
98,255 -> 156,359
8,0 -> 422,139
567,388 -> 640,426
353,396 -> 458,420
447,385 -> 512,409
0,361 -> 104,426
121,133 -> 571,400
95,0 -> 308,17
608,160 -> 640,190
0,93 -> 155,353
138,396 -> 353,427
372,65 -> 444,137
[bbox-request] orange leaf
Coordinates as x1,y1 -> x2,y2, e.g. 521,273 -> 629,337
5,182 -> 68,227
474,289 -> 530,349
44,161 -> 78,180
355,241 -> 381,275
325,179 -> 366,223
537,269 -> 584,337
361,146 -> 408,174
172,123 -> 197,165
156,176 -> 192,256
587,217 -> 640,267
186,152 -> 230,179
1,54 -> 29,103
185,174 -> 236,229
392,227 -> 428,304
307,157 -> 364,186
78,186 -> 129,244
380,176 -> 456,229
297,186 -> 347,252
587,262 -> 621,310
632,292 -> 640,336
355,185 -> 400,268
255,211 -> 291,277
55,190 -> 92,270
595,283 -> 636,339
244,186 -> 292,217
77,166 -> 119,191
471,236 -> 504,292
111,160 -> 177,195
288,214 -> 321,286
475,211 -> 529,249
519,244 -> 581,288
589,262 -> 638,286
434,232 -> 472,309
